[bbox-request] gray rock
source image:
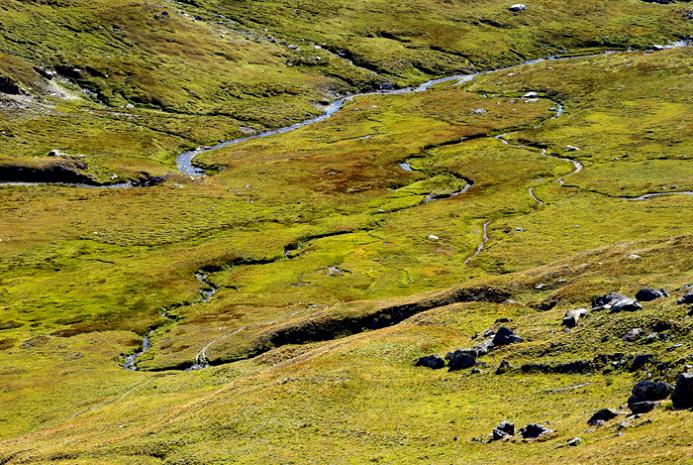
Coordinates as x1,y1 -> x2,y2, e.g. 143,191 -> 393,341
622,328 -> 644,342
473,108 -> 487,115
567,437 -> 582,447
519,423 -> 553,439
635,288 -> 668,302
609,298 -> 643,313
473,338 -> 495,356
587,408 -> 619,426
562,308 -> 589,328
592,292 -> 628,311
415,355 -> 445,370
508,3 -> 528,12
492,327 -> 523,346
672,372 -> 693,410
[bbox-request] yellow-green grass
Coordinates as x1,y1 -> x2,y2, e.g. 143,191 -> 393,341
0,42 -> 692,463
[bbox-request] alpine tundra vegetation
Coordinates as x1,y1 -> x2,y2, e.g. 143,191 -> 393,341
0,0 -> 692,463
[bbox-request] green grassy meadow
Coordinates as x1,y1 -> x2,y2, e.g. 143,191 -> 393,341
0,1 -> 692,463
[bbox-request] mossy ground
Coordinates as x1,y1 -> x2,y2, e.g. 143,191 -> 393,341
1,2 -> 693,464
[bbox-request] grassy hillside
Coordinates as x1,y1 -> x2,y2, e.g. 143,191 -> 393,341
0,1 -> 692,463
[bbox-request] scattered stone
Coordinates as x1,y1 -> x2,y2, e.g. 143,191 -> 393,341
609,298 -> 643,313
592,292 -> 628,311
644,333 -> 659,344
0,76 -> 22,95
622,328 -> 643,342
519,423 -> 553,439
567,437 -> 582,447
562,308 -> 589,328
496,359 -> 512,375
446,350 -> 477,371
628,380 -> 674,413
677,292 -> 693,305
415,355 -> 445,370
473,338 -> 495,356
427,234 -> 440,241
628,254 -> 641,260
492,327 -> 523,346
473,108 -> 487,115
587,408 -> 620,426
523,91 -> 538,98
566,145 -> 580,151
635,288 -> 668,302
667,343 -> 684,352
471,367 -> 483,374
495,317 -> 512,324
508,4 -> 528,12
630,354 -> 654,371
326,266 -> 345,277
671,372 -> 693,410
537,296 -> 558,311
491,421 -> 515,441
629,401 -> 657,414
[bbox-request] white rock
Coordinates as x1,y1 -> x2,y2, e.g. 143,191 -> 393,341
508,4 -> 528,12
427,235 -> 440,241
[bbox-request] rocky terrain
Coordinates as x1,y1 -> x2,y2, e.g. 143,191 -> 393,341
0,0 -> 692,464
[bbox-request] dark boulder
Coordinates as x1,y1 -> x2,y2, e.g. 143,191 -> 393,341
630,380 -> 674,401
536,296 -> 558,311
415,354 -> 445,370
519,423 -> 553,439
587,408 -> 619,426
491,421 -> 515,441
628,380 -> 673,413
629,401 -> 657,414
677,292 -> 693,305
446,350 -> 477,371
492,327 -> 523,346
630,354 -> 654,371
671,372 -> 693,410
635,288 -> 668,302
495,359 -> 511,375
0,76 -> 22,95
